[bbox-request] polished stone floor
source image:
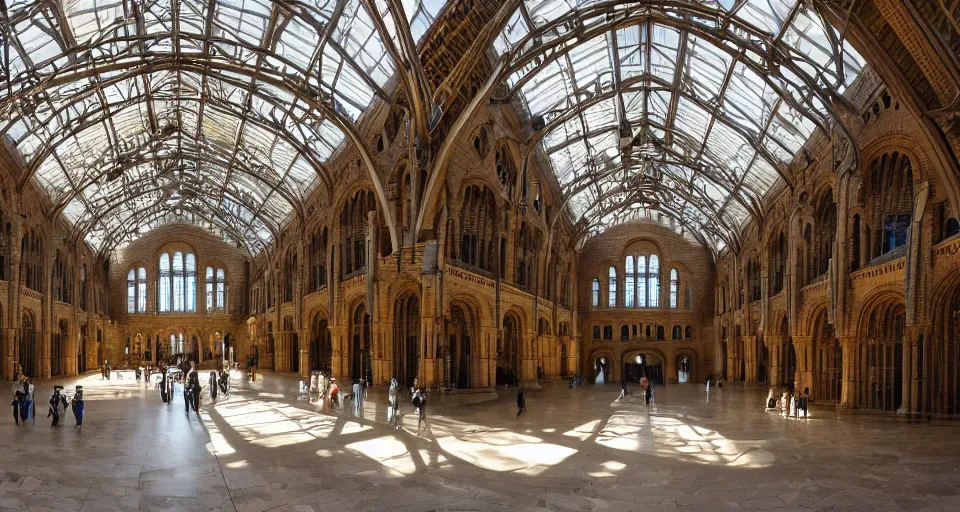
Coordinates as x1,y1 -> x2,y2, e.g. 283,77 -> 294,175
2,371 -> 960,512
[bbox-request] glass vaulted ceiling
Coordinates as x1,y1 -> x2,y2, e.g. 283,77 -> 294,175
0,0 -> 444,254
493,0 -> 865,252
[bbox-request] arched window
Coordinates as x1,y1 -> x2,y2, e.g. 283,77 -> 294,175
159,254 -> 170,312
159,251 -> 196,312
137,267 -> 146,312
127,270 -> 136,313
648,255 -> 660,307
80,264 -> 88,311
591,279 -> 600,308
206,267 -> 227,313
309,228 -> 328,292
624,256 -> 635,307
608,267 -> 617,307
869,152 -> 913,257
637,256 -> 647,307
669,269 -> 679,308
127,267 -> 147,313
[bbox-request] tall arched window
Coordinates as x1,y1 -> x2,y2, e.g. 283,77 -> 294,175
592,279 -> 600,308
137,267 -> 146,312
624,256 -> 635,307
127,267 -> 147,313
206,267 -> 227,313
638,256 -> 647,307
669,269 -> 679,308
159,251 -> 196,312
159,254 -> 170,312
649,255 -> 660,308
127,270 -> 136,313
608,267 -> 617,307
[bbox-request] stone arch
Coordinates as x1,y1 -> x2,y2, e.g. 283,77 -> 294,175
499,307 -> 525,385
673,348 -> 699,383
392,290 -> 421,388
860,134 -> 930,184
18,309 -> 38,377
853,291 -> 906,411
622,347 -> 667,386
809,308 -> 841,403
348,300 -> 371,381
927,271 -> 960,415
447,299 -> 479,389
798,297 -> 831,337
309,308 -> 331,374
588,348 -> 616,384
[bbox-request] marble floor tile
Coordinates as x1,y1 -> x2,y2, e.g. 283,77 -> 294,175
3,371 -> 960,511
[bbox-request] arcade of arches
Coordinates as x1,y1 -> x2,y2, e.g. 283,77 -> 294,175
0,0 -> 958,427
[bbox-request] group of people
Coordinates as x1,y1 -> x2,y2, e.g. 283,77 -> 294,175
765,387 -> 810,418
306,371 -> 428,433
156,359 -> 231,415
11,375 -> 84,429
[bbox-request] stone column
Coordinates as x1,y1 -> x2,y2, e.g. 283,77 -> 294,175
744,335 -> 757,382
839,335 -> 857,408
793,335 -> 812,394
522,327 -> 537,385
480,324 -> 496,388
299,327 -> 310,379
901,326 -> 923,417
330,325 -> 348,381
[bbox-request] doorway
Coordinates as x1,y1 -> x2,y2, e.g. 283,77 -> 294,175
350,304 -> 371,381
448,303 -> 473,389
393,294 -> 420,388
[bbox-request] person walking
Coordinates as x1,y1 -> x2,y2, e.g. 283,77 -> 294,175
412,388 -> 426,434
12,377 -> 26,426
516,386 -> 526,416
388,378 -> 399,428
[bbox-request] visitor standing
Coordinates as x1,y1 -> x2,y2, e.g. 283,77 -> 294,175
159,365 -> 170,403
517,386 -> 526,416
209,371 -> 219,403
352,379 -> 362,416
388,378 -> 399,427
186,363 -> 201,415
71,386 -> 84,430
12,377 -> 25,426
22,378 -> 35,423
329,378 -> 339,412
48,386 -> 68,427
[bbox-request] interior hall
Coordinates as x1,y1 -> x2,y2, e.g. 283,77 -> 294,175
1,1 -> 960,511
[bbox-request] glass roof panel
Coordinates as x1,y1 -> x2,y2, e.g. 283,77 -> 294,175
495,0 -> 865,251
1,0 -> 409,254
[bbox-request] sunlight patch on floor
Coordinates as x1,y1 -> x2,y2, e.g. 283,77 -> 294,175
595,412 -> 647,451
563,419 -> 601,440
650,416 -> 774,468
347,436 -> 417,476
